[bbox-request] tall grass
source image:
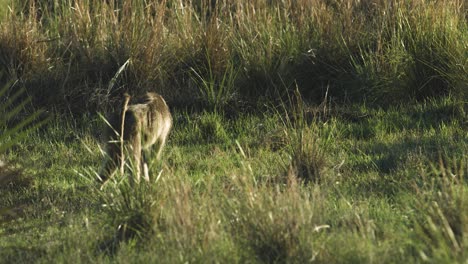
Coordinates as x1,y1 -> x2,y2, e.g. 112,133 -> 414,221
0,0 -> 465,113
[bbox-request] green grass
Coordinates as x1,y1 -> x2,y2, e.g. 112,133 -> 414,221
1,1 -> 467,262
1,97 -> 467,263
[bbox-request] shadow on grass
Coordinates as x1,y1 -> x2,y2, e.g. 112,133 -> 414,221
342,133 -> 464,199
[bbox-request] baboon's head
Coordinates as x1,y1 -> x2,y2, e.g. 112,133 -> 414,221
145,92 -> 160,101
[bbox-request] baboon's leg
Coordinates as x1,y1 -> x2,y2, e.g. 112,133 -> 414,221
131,131 -> 142,184
141,148 -> 151,182
137,138 -> 165,183
155,142 -> 163,160
155,136 -> 168,160
143,163 -> 150,182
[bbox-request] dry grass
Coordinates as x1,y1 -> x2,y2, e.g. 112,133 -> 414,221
0,0 -> 465,112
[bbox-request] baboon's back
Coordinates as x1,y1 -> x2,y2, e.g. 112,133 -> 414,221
125,92 -> 172,148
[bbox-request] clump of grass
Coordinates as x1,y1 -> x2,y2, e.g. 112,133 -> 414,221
278,89 -> 333,184
412,154 -> 468,262
190,59 -> 239,111
96,171 -> 159,253
181,111 -> 229,145
228,183 -> 326,263
171,111 -> 230,145
287,128 -> 328,184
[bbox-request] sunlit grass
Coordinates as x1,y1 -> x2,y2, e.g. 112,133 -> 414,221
1,96 -> 467,262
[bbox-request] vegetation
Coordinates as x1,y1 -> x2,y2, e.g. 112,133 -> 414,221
0,0 -> 466,111
2,96 -> 467,263
1,0 -> 467,263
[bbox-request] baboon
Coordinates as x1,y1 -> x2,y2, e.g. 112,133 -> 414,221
99,92 -> 172,185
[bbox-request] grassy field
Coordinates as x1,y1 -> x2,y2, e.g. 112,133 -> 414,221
1,0 -> 467,263
2,96 -> 467,263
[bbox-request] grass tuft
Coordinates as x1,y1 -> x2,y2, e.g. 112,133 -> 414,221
412,154 -> 468,262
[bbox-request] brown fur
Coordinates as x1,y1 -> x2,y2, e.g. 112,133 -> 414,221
99,92 -> 172,184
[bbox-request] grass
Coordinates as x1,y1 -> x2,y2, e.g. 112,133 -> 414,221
0,0 -> 466,111
1,0 -> 467,263
1,96 -> 467,263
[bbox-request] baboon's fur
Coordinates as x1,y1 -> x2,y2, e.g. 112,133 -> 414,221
99,92 -> 172,184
